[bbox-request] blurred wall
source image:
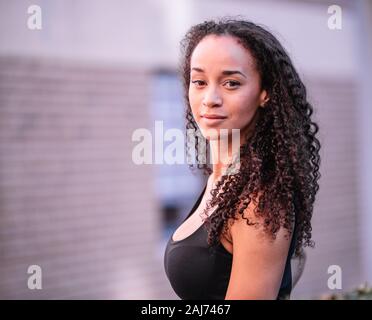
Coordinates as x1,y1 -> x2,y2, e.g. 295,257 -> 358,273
0,0 -> 370,299
355,0 -> 372,286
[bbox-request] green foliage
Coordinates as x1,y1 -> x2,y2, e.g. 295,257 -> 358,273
319,282 -> 372,300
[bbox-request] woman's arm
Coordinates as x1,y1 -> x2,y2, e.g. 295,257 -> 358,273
225,201 -> 294,300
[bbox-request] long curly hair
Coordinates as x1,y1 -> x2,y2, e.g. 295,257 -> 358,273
180,18 -> 321,257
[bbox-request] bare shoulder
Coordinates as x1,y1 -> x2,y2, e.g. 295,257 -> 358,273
229,197 -> 294,248
224,196 -> 294,299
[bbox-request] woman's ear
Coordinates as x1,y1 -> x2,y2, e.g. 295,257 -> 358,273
259,89 -> 270,108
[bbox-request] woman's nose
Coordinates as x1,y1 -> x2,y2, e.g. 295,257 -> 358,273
202,86 -> 222,107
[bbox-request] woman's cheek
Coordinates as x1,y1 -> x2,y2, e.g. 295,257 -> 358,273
189,95 -> 202,121
189,102 -> 200,123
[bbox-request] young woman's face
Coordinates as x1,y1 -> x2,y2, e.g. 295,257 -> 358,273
189,34 -> 268,141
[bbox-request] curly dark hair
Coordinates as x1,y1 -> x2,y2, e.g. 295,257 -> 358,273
180,18 -> 321,257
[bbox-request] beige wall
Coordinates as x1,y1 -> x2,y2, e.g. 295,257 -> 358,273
0,0 -> 357,77
0,56 -> 170,298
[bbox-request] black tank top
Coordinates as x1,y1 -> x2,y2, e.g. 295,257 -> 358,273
163,183 -> 297,300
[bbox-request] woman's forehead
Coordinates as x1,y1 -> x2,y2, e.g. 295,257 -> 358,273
190,35 -> 255,72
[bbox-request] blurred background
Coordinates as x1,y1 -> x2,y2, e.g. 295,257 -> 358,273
0,0 -> 371,299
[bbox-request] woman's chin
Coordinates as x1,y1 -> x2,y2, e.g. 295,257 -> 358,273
200,129 -> 222,141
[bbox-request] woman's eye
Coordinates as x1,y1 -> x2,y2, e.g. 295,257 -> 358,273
224,80 -> 241,89
191,80 -> 206,87
191,80 -> 240,89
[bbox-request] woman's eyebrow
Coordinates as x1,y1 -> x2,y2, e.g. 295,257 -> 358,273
191,67 -> 246,78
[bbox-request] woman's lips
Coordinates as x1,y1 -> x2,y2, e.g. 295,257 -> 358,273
201,114 -> 227,119
201,114 -> 227,125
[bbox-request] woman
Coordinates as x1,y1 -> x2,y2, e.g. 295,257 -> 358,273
163,18 -> 321,300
